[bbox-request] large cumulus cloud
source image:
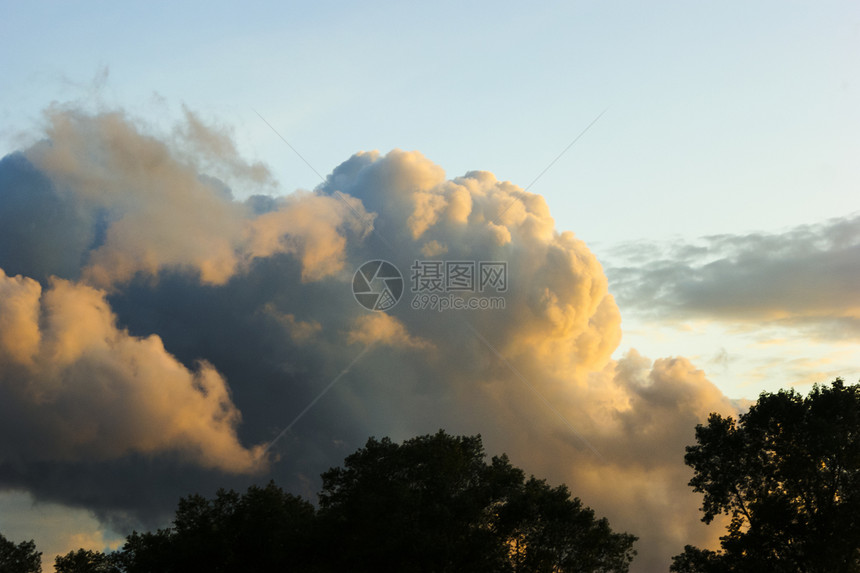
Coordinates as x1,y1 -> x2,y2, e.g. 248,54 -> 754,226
0,105 -> 739,571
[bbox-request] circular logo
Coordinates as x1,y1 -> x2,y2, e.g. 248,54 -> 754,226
352,260 -> 404,311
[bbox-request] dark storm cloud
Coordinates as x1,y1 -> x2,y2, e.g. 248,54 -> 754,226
0,153 -> 97,281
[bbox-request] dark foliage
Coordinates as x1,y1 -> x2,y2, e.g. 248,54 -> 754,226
117,482 -> 318,573
672,379 -> 860,573
319,430 -> 636,572
54,549 -> 121,573
34,431 -> 635,573
0,532 -> 41,573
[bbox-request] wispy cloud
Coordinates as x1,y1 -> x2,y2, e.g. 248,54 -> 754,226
606,214 -> 860,339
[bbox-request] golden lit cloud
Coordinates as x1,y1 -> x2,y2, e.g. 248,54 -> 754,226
347,314 -> 433,350
0,269 -> 265,473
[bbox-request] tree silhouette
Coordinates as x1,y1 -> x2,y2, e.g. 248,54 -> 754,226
672,379 -> 860,572
0,532 -> 41,573
319,431 -> 636,572
318,432 -> 508,571
54,549 -> 120,573
495,476 -> 637,573
117,482 -> 317,573
19,431 -> 636,572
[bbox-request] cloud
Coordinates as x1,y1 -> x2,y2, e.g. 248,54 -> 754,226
174,106 -> 273,185
244,190 -> 372,282
346,314 -> 433,349
25,107 -> 248,286
0,105 -> 744,572
264,306 -> 322,343
0,269 -> 264,473
0,490 -> 124,570
19,107 -> 371,288
606,215 -> 860,339
0,270 -> 41,365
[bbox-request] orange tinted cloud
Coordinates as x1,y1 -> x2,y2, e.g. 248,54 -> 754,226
0,269 -> 264,473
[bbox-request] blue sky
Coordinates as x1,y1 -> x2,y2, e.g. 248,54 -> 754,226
4,1 -> 857,244
1,1 -> 859,570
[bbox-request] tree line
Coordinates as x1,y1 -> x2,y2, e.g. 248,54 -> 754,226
2,379 -> 859,572
3,432 -> 637,573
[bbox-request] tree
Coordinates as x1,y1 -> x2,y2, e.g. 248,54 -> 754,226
58,431 -> 636,572
669,546 -> 727,573
118,482 -> 318,573
319,432 -> 507,571
495,476 -> 637,573
54,549 -> 120,573
0,532 -> 41,573
673,379 -> 860,572
319,430 -> 637,572
116,528 -> 173,573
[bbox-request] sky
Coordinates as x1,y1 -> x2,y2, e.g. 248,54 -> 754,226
0,1 -> 858,571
